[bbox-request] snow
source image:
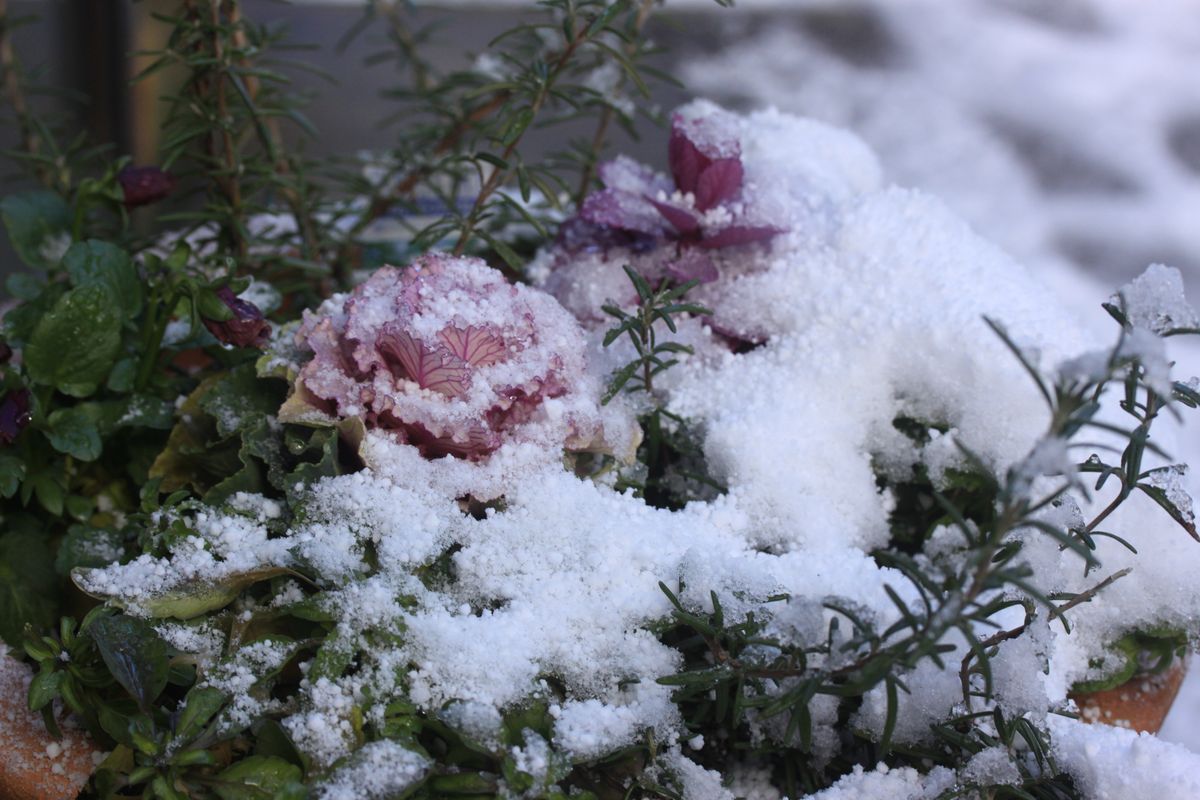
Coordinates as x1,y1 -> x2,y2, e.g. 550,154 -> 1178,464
1049,714 -> 1200,799
77,85 -> 1200,800
803,763 -> 955,800
316,740 -> 431,800
1116,264 -> 1200,336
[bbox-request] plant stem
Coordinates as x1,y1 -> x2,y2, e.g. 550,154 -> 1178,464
335,90 -> 510,277
227,13 -> 323,267
0,0 -> 54,189
379,0 -> 431,92
135,288 -> 180,391
574,0 -> 657,205
452,24 -> 590,255
199,0 -> 247,260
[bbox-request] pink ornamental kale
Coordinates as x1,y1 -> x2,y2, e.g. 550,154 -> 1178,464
289,254 -> 597,460
559,110 -> 782,284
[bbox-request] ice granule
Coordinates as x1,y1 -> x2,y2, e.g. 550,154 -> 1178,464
316,740 -> 431,800
1114,264 -> 1200,336
960,746 -> 1022,787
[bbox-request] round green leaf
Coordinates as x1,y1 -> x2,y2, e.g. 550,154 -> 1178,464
87,613 -> 170,711
62,240 -> 143,320
0,191 -> 71,270
25,284 -> 122,398
214,755 -> 303,800
46,406 -> 104,461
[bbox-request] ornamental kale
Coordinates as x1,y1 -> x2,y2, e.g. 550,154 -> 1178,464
286,254 -> 624,460
560,106 -> 784,284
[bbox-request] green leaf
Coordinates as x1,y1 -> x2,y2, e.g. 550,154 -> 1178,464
0,191 -> 71,270
213,755 -> 303,800
6,272 -> 43,300
87,614 -> 170,711
251,719 -> 306,768
73,566 -> 290,620
106,358 -> 138,393
284,427 -> 339,496
30,472 -> 65,516
27,668 -> 64,711
499,108 -> 534,146
0,455 -> 26,498
55,525 -> 124,575
306,636 -> 354,682
1137,470 -> 1200,541
25,284 -> 122,397
478,231 -> 524,273
0,529 -> 58,647
65,494 -> 95,521
46,406 -> 104,461
176,686 -> 227,741
117,394 -> 176,431
61,240 -> 143,320
194,286 -> 234,321
199,365 -> 284,439
1,280 -> 66,345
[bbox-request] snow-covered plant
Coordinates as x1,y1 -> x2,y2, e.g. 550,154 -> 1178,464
559,108 -> 783,284
283,253 -> 621,460
6,3 -> 1200,800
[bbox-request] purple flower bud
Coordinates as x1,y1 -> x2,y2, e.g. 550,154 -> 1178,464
202,287 -> 271,349
0,388 -> 32,445
118,166 -> 177,209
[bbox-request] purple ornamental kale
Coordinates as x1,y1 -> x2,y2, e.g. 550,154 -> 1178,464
564,111 -> 782,283
289,254 -> 600,461
202,287 -> 271,349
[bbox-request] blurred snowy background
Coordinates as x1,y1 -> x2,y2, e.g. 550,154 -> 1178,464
6,0 -> 1200,749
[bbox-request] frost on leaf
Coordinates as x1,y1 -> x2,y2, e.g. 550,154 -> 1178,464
1139,464 -> 1200,541
285,254 -> 626,461
1113,263 -> 1200,335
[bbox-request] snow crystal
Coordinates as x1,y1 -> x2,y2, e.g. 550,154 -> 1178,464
73,507 -> 291,616
316,740 -> 430,800
283,676 -> 362,768
856,656 -> 963,745
723,761 -> 784,800
662,750 -> 735,800
802,763 -> 955,800
153,619 -> 226,669
202,637 -> 295,730
1049,714 -> 1200,798
960,745 -> 1022,787
1115,264 -> 1200,336
1144,464 -> 1196,532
